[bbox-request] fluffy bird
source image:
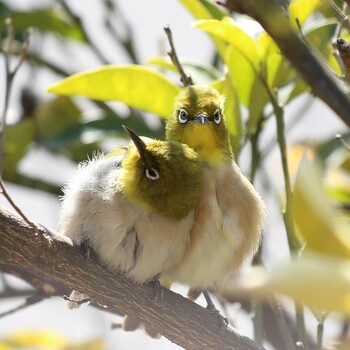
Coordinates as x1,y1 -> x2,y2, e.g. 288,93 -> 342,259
59,126 -> 202,308
164,85 -> 267,294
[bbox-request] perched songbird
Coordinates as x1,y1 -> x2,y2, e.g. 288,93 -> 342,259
164,85 -> 267,295
59,126 -> 203,308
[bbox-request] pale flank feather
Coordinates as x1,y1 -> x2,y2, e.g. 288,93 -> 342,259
164,162 -> 267,290
165,85 -> 267,291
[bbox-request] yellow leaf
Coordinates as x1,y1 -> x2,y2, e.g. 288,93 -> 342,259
0,344 -> 11,350
289,0 -> 320,29
48,65 -> 180,118
6,329 -> 68,348
224,254 -> 350,315
294,157 -> 350,259
65,339 -> 104,350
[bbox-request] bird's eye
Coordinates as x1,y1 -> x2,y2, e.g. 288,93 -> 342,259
178,109 -> 189,124
145,167 -> 160,181
213,109 -> 221,125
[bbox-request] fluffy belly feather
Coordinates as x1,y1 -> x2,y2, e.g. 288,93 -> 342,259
59,156 -> 194,284
164,162 -> 266,290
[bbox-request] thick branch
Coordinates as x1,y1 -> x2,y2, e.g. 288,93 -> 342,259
0,205 -> 263,350
225,0 -> 350,128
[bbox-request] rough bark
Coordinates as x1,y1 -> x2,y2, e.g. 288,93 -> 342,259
0,205 -> 264,350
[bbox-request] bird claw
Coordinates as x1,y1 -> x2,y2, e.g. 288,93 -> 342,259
203,290 -> 228,327
151,278 -> 163,303
206,304 -> 228,327
80,240 -> 92,261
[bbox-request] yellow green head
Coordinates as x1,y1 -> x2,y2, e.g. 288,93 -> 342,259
119,126 -> 202,218
166,85 -> 233,166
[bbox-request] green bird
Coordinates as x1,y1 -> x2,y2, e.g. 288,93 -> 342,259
59,125 -> 203,309
164,85 -> 267,297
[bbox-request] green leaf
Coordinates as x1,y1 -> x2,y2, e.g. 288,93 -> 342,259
305,18 -> 339,74
180,0 -> 216,19
196,0 -> 228,20
194,18 -> 258,69
211,75 -> 242,155
228,253 -> 350,315
3,119 -> 35,180
0,10 -> 84,41
289,0 -> 321,29
195,18 -> 269,134
281,77 -> 309,105
294,156 -> 350,259
247,80 -> 269,134
180,0 -> 228,20
147,56 -> 220,84
47,65 -> 181,118
305,18 -> 337,52
224,44 -> 267,134
35,96 -> 81,140
316,132 -> 350,161
180,0 -> 227,58
257,33 -> 293,89
225,45 -> 255,106
42,113 -> 164,152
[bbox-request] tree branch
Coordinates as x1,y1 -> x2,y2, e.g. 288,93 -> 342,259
0,293 -> 48,319
0,204 -> 264,350
224,0 -> 350,128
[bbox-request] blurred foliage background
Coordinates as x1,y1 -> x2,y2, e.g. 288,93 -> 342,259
2,0 -> 350,349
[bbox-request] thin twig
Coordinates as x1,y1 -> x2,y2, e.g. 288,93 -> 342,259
330,0 -> 350,33
0,18 -> 37,230
331,2 -> 348,77
0,179 -> 35,228
0,293 -> 48,319
0,289 -> 36,299
57,0 -> 109,65
164,26 -> 193,86
335,133 -> 350,152
102,0 -> 139,64
1,18 -> 14,134
295,18 -> 303,37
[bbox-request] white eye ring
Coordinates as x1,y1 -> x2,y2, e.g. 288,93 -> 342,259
145,167 -> 160,181
213,109 -> 221,125
178,109 -> 189,124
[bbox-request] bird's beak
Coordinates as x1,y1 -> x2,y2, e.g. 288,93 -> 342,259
122,125 -> 146,160
193,114 -> 208,125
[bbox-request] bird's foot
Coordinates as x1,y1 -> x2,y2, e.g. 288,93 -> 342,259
151,276 -> 163,303
203,291 -> 228,327
80,240 -> 92,261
